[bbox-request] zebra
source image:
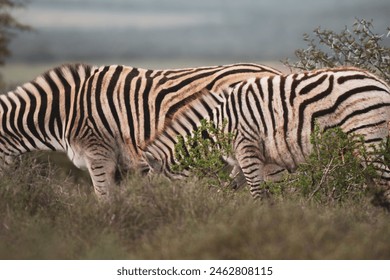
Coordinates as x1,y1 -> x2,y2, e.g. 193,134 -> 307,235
142,67 -> 390,207
0,62 -> 281,197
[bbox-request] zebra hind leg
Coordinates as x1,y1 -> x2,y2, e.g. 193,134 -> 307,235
70,143 -> 125,199
234,139 -> 270,200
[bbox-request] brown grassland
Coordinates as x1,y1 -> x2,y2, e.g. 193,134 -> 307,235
0,152 -> 389,260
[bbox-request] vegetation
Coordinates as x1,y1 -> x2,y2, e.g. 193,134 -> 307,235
283,18 -> 390,84
267,125 -> 388,206
0,155 -> 390,260
173,119 -> 235,188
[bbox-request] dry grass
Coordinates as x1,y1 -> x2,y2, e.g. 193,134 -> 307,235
0,152 -> 389,260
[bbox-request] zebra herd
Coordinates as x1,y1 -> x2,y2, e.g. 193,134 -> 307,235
1,63 -> 390,208
0,63 -> 280,196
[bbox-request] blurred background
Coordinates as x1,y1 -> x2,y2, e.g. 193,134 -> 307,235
1,0 -> 389,85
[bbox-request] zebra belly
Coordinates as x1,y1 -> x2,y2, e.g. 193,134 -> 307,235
263,130 -> 306,173
66,148 -> 87,170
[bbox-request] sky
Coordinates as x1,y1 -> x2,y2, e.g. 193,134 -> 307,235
6,0 -> 390,68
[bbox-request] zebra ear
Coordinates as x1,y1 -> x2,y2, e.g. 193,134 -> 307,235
143,151 -> 163,172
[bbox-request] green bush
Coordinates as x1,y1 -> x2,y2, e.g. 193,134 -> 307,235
277,125 -> 383,205
173,119 -> 235,188
283,18 -> 390,84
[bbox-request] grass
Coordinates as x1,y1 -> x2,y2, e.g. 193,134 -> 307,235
0,152 -> 389,260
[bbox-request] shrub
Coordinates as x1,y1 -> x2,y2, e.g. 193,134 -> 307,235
279,125 -> 382,205
283,18 -> 390,84
172,119 -> 235,188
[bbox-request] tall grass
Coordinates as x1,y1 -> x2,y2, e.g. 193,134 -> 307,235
0,153 -> 389,260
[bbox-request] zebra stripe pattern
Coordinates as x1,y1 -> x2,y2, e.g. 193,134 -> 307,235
0,63 -> 280,197
142,67 -> 390,205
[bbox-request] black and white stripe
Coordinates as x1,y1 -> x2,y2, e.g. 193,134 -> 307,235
0,62 -> 280,197
143,67 -> 390,201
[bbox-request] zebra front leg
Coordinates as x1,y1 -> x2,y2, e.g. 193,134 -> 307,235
68,143 -> 121,199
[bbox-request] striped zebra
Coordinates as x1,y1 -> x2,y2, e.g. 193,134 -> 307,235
142,67 -> 390,207
0,62 -> 280,197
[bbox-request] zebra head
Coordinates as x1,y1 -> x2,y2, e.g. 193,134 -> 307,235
142,145 -> 189,180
